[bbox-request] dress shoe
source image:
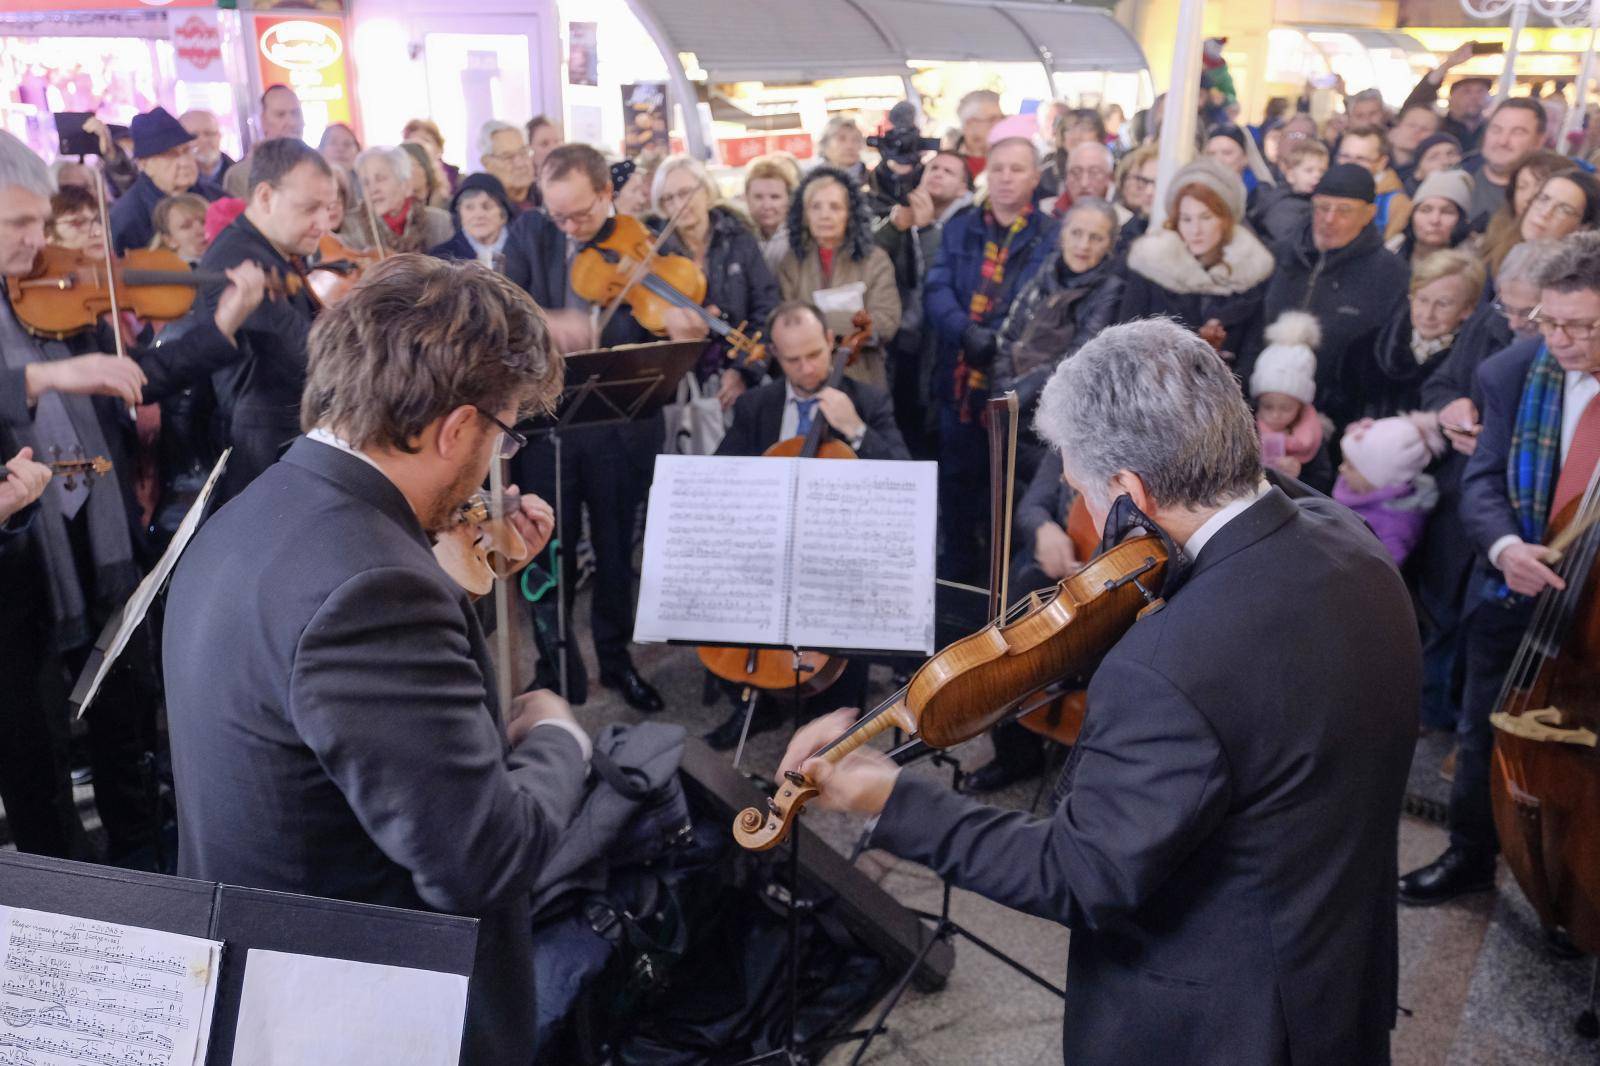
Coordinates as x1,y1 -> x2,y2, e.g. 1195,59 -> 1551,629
959,757 -> 1042,795
1398,847 -> 1495,906
704,704 -> 778,752
599,666 -> 664,713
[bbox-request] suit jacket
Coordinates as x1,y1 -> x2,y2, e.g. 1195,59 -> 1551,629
715,376 -> 910,461
1460,336 -> 1542,557
163,438 -> 587,1066
872,488 -> 1419,1066
503,211 -> 653,350
197,213 -> 320,500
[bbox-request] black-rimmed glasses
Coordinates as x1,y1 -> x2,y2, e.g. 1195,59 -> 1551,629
476,408 -> 528,460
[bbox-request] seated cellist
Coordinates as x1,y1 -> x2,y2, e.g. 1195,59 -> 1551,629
715,300 -> 910,460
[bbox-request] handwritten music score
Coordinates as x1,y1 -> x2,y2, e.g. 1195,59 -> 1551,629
635,455 -> 937,654
0,907 -> 220,1066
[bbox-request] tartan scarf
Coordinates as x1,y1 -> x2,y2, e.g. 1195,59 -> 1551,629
953,203 -> 1032,421
1507,343 -> 1566,543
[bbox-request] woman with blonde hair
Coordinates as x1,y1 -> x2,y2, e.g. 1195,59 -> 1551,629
1359,248 -> 1486,419
743,154 -> 799,270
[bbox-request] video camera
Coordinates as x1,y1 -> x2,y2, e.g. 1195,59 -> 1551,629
867,101 -> 941,167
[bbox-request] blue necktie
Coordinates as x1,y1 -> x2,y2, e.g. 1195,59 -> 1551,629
795,398 -> 819,436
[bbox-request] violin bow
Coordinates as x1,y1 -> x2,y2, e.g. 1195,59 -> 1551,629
352,167 -> 390,260
91,172 -> 129,364
593,192 -> 694,341
488,457 -> 514,712
983,391 -> 1021,621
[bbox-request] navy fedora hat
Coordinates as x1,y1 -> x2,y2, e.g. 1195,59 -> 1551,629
130,107 -> 195,159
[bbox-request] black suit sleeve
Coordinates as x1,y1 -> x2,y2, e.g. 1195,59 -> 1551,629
289,566 -> 587,914
852,385 -> 911,461
133,317 -> 242,404
714,390 -> 763,456
1459,358 -> 1522,555
871,655 -> 1231,929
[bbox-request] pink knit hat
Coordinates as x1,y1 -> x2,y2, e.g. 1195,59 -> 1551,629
204,197 -> 246,245
1341,415 -> 1444,489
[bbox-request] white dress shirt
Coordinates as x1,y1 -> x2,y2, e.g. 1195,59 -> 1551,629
1182,481 -> 1271,562
1487,369 -> 1600,568
304,429 -> 592,761
778,381 -> 865,449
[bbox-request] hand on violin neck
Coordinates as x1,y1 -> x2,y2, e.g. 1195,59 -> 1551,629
213,262 -> 268,342
815,387 -> 866,442
25,354 -> 146,407
504,488 -> 555,557
778,708 -> 899,818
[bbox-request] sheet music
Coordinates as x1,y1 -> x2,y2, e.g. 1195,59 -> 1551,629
0,906 -> 221,1066
634,455 -> 793,646
229,949 -> 467,1066
788,459 -> 938,654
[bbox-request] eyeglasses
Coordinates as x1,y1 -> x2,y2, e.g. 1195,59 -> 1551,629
1530,192 -> 1582,221
657,185 -> 703,211
487,146 -> 533,164
53,213 -> 102,231
547,194 -> 603,229
1126,173 -> 1156,189
1529,306 -> 1600,342
1491,300 -> 1536,321
475,408 -> 528,460
1066,167 -> 1110,181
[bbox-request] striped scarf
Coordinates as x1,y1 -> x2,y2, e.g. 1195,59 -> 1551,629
1507,343 -> 1566,543
953,203 -> 1032,420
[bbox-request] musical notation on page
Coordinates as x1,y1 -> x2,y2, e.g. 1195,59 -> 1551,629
0,906 -> 221,1066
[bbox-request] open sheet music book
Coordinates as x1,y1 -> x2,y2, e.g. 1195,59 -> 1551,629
634,454 -> 939,654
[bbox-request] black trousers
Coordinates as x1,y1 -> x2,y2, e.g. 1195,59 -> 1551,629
937,404 -> 990,586
1447,579 -> 1534,859
515,419 -> 657,682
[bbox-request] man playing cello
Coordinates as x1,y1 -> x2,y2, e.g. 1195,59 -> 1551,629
777,318 -> 1420,1065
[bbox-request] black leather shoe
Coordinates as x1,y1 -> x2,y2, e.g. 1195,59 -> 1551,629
959,757 -> 1042,795
599,666 -> 664,713
1398,847 -> 1495,906
704,705 -> 778,752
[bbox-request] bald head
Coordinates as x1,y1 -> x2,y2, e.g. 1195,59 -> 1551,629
179,109 -> 222,170
1065,141 -> 1114,200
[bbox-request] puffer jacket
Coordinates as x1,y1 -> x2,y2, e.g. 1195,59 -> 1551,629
994,254 -> 1125,411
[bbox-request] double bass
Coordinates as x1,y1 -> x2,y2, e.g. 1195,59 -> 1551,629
1488,478 -> 1600,957
695,314 -> 872,700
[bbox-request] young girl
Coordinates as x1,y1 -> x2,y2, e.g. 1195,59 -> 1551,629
1335,414 -> 1445,566
1249,311 -> 1332,491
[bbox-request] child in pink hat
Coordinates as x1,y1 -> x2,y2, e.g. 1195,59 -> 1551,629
1335,413 -> 1445,565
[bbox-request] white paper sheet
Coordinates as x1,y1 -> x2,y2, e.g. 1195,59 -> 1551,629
0,905 -> 222,1066
229,949 -> 468,1066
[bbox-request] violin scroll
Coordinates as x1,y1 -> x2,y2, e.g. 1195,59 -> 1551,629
733,770 -> 820,852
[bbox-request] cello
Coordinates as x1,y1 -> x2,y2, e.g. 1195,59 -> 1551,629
696,314 -> 873,700
1488,475 -> 1600,959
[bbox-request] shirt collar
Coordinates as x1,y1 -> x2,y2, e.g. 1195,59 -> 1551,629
306,427 -> 391,479
1182,480 -> 1271,561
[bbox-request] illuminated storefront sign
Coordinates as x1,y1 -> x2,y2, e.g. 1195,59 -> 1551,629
254,14 -> 353,128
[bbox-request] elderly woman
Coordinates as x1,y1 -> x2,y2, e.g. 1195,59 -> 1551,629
744,154 -> 798,272
649,154 -> 781,400
815,117 -> 868,187
1118,158 -> 1274,381
45,184 -> 105,250
347,146 -> 453,254
777,165 -> 902,388
429,172 -> 516,267
1358,249 -> 1486,420
1386,170 -> 1474,266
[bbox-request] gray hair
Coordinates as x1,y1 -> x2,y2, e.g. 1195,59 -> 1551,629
355,145 -> 412,185
1067,140 -> 1115,172
650,153 -> 720,214
477,119 -> 521,162
1035,318 -> 1261,510
1499,237 -> 1562,287
0,131 -> 53,198
1062,196 -> 1121,243
957,89 -> 1002,121
1536,230 -> 1600,294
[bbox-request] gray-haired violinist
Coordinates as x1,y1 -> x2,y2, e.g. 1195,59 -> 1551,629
777,317 -> 1421,1066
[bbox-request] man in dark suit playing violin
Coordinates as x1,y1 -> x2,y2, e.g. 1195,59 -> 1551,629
503,143 -> 705,710
778,318 -> 1420,1066
716,300 -> 910,462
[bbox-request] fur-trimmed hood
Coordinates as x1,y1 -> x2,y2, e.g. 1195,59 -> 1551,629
1126,225 -> 1276,297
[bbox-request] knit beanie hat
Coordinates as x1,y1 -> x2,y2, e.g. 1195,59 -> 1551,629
1411,169 -> 1474,217
1165,157 -> 1247,222
1314,163 -> 1376,203
1414,132 -> 1462,165
1341,415 -> 1443,489
1250,312 -> 1320,404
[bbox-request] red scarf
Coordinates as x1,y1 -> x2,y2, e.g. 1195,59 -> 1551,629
817,245 -> 835,284
381,198 -> 413,239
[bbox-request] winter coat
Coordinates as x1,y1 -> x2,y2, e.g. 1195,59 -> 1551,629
776,241 -> 900,388
345,199 -> 454,255
1263,223 -> 1410,429
1351,309 -> 1460,421
1334,474 -> 1438,566
994,254 -> 1125,411
671,207 -> 782,385
1118,225 -> 1275,382
110,172 -> 224,254
923,203 -> 1060,405
1248,185 -> 1312,246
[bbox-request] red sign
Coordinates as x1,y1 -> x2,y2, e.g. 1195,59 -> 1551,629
28,0 -> 212,8
253,15 -> 353,127
716,132 -> 815,167
172,11 -> 225,82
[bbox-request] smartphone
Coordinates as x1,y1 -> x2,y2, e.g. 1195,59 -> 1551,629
1471,42 -> 1505,56
1261,432 -> 1287,464
54,112 -> 99,157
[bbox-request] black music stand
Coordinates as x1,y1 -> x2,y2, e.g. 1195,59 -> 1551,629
523,340 -> 701,697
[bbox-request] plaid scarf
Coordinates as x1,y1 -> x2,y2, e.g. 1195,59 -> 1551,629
1507,343 -> 1565,543
953,203 -> 1032,421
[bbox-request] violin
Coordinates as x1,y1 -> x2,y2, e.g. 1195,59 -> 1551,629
570,214 -> 766,367
733,504 -> 1170,851
0,453 -> 111,491
7,245 -> 303,339
1489,484 -> 1600,956
305,232 -> 384,308
697,314 -> 873,698
432,490 -> 531,599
